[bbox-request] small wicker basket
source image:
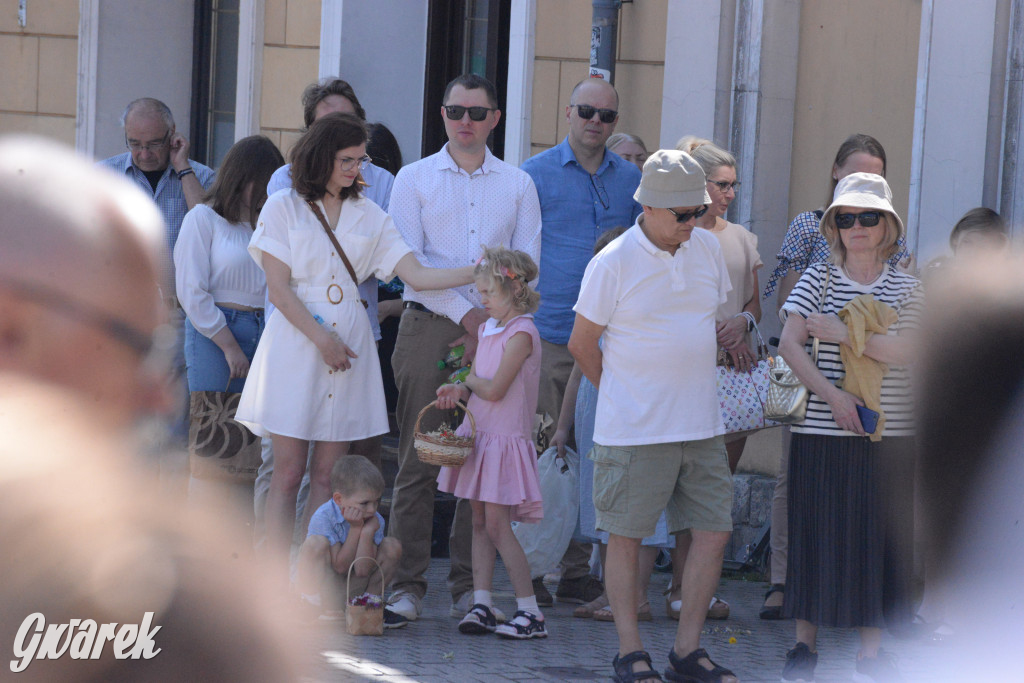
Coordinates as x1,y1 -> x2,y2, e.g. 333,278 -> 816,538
413,400 -> 475,467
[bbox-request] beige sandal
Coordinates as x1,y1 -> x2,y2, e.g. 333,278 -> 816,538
572,593 -> 609,619
593,601 -> 653,622
664,584 -> 730,620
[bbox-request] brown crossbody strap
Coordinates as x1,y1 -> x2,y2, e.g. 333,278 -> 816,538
306,200 -> 367,308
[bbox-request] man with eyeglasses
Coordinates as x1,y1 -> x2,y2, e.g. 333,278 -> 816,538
99,98 -> 216,307
520,77 -> 641,607
1,135 -> 173,429
385,73 -> 541,623
98,98 -> 216,443
569,150 -> 736,683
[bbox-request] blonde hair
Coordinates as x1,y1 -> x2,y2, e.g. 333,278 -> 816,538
675,135 -> 736,176
474,246 -> 540,314
606,133 -> 646,153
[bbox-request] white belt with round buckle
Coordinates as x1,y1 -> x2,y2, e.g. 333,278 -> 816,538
327,283 -> 344,304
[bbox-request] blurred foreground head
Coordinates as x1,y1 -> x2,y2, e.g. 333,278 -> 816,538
0,136 -> 173,427
0,379 -> 302,681
916,254 -> 1024,676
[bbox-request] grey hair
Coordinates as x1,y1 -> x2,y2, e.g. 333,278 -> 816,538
675,135 -> 736,175
120,97 -> 175,130
606,133 -> 646,152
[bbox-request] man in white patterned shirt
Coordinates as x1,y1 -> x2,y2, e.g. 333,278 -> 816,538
386,74 -> 542,621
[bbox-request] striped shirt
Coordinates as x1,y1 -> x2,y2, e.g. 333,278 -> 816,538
781,263 -> 923,436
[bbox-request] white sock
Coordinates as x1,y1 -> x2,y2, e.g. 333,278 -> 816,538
517,595 -> 542,621
473,590 -> 492,608
301,592 -> 322,607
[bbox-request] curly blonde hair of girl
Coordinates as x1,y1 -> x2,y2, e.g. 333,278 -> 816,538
474,246 -> 540,314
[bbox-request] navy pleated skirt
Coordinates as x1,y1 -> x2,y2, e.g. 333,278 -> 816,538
782,433 -> 914,628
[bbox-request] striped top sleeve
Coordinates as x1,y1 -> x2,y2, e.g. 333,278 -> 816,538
781,263 -> 923,436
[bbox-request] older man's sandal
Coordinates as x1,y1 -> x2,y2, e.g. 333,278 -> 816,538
613,650 -> 664,682
664,648 -> 735,683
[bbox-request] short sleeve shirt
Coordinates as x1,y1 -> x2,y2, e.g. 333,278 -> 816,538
522,138 -> 642,344
781,263 -> 923,436
574,222 -> 731,445
306,500 -> 386,547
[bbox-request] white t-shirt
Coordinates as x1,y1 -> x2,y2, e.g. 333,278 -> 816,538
173,204 -> 267,338
573,222 -> 731,445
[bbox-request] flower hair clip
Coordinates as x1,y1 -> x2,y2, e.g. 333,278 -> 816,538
474,256 -> 518,280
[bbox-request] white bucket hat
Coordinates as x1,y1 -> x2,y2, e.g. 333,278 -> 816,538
633,149 -> 712,208
820,172 -> 905,238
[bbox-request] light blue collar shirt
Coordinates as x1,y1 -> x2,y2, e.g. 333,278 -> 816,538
521,137 -> 641,344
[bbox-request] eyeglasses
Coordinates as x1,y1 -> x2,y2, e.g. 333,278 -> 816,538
708,179 -> 741,193
335,154 -> 371,171
666,206 -> 709,223
1,277 -> 160,357
571,104 -> 618,124
125,133 -> 170,153
443,105 -> 497,121
835,211 -> 882,229
590,174 -> 610,210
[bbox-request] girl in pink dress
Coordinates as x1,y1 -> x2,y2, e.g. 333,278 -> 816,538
436,247 -> 546,640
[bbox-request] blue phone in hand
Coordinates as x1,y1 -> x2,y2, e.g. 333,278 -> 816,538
856,405 -> 880,435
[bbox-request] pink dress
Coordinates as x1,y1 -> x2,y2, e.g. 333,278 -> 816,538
437,314 -> 544,523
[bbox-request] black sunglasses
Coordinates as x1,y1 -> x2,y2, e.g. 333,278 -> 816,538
666,206 -> 708,223
835,211 -> 882,229
571,104 -> 618,124
443,105 -> 497,122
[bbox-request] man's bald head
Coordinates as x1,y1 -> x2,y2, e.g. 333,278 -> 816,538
0,136 -> 169,424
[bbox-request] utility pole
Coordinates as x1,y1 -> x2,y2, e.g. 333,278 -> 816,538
589,0 -> 622,83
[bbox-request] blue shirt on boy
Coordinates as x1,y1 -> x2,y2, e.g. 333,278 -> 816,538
521,137 -> 641,344
307,500 -> 386,547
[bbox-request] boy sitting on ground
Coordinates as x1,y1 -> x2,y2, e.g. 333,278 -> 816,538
295,455 -> 406,628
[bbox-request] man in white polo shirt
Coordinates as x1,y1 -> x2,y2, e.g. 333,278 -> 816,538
568,150 -> 737,683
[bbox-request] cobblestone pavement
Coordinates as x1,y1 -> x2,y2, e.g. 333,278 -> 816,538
301,558 -> 954,682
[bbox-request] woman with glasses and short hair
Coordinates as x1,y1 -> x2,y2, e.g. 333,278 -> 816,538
235,113 -> 475,581
777,173 -> 922,683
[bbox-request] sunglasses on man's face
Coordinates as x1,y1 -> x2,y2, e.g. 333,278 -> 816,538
443,105 -> 496,122
571,104 -> 618,124
666,206 -> 709,223
835,211 -> 882,229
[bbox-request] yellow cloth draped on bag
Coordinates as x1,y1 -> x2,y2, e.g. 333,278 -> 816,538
837,294 -> 898,441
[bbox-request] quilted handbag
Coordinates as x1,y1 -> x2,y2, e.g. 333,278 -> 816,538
764,267 -> 831,424
717,320 -> 780,433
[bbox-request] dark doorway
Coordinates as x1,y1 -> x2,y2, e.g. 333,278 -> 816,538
422,0 -> 511,159
189,0 -> 239,168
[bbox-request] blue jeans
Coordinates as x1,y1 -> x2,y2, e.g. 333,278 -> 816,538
184,307 -> 264,393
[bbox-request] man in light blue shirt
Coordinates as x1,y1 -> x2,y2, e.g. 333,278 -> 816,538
520,77 -> 641,606
99,98 -> 216,442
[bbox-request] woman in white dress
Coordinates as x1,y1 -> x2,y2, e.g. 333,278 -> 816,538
236,113 -> 475,574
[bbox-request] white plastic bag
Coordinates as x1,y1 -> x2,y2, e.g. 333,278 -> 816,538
512,446 -> 579,578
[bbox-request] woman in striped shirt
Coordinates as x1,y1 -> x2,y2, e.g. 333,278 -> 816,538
777,173 -> 923,683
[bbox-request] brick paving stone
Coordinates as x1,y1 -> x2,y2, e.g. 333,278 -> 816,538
305,558 -> 956,682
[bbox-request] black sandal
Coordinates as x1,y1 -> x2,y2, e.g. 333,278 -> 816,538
664,648 -> 735,683
759,583 -> 785,620
612,650 -> 664,682
494,610 -> 547,639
